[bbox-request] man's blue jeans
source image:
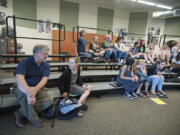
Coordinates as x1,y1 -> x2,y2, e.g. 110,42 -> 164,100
78,52 -> 92,62
116,50 -> 127,63
104,49 -> 117,62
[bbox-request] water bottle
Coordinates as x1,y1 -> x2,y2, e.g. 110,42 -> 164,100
111,78 -> 114,83
110,78 -> 115,86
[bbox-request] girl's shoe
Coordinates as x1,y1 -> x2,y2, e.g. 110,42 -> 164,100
131,93 -> 137,98
143,91 -> 150,97
157,91 -> 168,98
151,90 -> 156,95
136,93 -> 146,98
123,94 -> 135,99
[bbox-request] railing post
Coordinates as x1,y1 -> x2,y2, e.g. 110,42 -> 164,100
163,34 -> 167,46
13,15 -> 17,63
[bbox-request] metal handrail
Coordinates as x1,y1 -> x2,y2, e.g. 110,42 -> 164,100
73,25 -> 113,42
6,15 -> 66,41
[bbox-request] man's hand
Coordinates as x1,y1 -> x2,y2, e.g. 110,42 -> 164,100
27,95 -> 36,105
62,92 -> 68,98
26,87 -> 37,98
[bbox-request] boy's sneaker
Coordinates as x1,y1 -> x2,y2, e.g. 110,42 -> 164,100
131,93 -> 137,98
123,94 -> 135,99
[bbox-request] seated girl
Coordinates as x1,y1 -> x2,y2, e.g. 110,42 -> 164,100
158,43 -> 171,65
134,60 -> 150,97
146,43 -> 155,63
129,41 -> 139,58
147,59 -> 167,98
171,40 -> 180,63
117,57 -> 139,99
129,41 -> 148,63
114,37 -> 128,64
58,57 -> 91,117
138,39 -> 149,63
88,36 -> 105,57
171,51 -> 180,76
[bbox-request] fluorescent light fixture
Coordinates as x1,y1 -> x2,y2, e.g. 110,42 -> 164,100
131,0 -> 136,2
153,12 -> 164,17
153,11 -> 174,17
156,4 -> 173,10
137,0 -> 156,6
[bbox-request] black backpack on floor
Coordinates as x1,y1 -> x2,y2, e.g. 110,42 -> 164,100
44,97 -> 82,128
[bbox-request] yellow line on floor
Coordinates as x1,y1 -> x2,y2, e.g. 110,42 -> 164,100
150,98 -> 167,105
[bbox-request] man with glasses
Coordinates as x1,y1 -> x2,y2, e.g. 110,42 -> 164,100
13,45 -> 53,128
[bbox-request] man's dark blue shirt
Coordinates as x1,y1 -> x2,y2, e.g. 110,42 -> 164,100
15,56 -> 50,86
77,38 -> 86,53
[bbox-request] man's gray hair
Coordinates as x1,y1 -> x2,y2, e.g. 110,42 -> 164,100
33,45 -> 49,54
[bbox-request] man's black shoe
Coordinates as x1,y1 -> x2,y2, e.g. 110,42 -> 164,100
14,109 -> 24,128
30,120 -> 43,128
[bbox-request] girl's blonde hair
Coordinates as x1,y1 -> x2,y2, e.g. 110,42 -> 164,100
133,59 -> 145,73
69,57 -> 80,64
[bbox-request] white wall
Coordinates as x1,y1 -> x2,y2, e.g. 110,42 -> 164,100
37,0 -> 59,23
16,26 -> 53,55
113,9 -> 130,36
78,2 -> 98,33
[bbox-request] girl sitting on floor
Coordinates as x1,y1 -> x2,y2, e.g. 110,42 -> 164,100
58,57 -> 91,117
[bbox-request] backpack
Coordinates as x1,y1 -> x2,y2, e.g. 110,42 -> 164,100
45,97 -> 82,128
59,97 -> 82,115
147,64 -> 156,76
92,56 -> 105,63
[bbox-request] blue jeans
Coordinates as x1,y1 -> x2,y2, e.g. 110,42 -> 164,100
136,71 -> 150,83
124,88 -> 137,95
104,49 -> 117,62
78,52 -> 92,62
116,50 -> 127,62
149,75 -> 164,92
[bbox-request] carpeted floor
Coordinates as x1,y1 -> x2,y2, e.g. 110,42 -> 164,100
0,90 -> 180,135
